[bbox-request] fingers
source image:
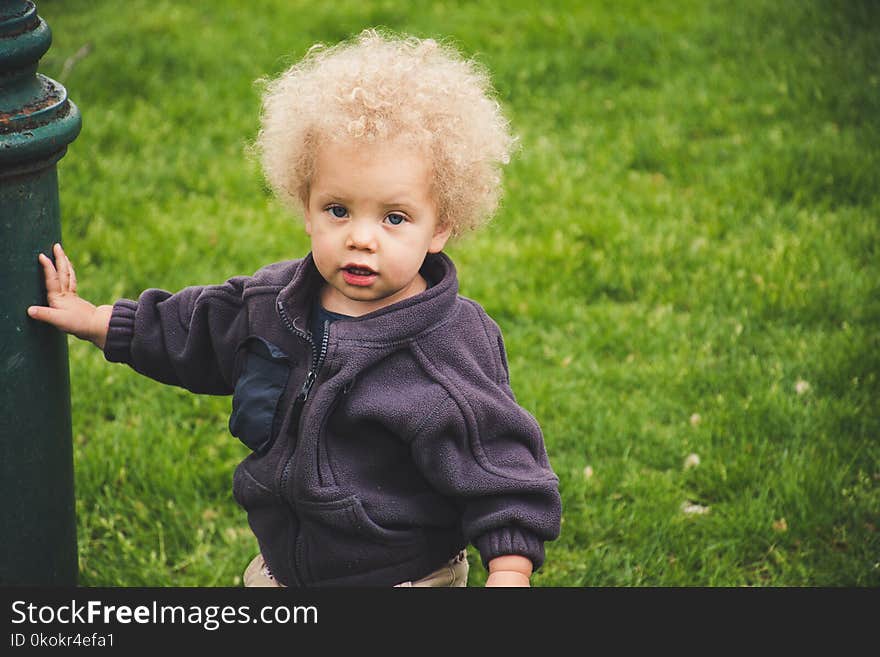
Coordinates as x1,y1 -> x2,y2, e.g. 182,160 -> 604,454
38,251 -> 61,295
37,243 -> 78,295
67,252 -> 77,293
27,304 -> 62,326
54,243 -> 70,291
29,244 -> 85,332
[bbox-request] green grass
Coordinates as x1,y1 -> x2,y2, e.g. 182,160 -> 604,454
35,0 -> 878,586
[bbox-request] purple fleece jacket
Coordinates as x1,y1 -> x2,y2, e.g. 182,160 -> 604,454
104,252 -> 561,586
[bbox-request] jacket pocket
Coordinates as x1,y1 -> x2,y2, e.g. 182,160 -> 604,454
229,336 -> 291,453
294,494 -> 425,584
232,462 -> 300,585
232,461 -> 274,508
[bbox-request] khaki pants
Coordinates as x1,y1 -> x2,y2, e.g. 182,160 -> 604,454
243,550 -> 469,588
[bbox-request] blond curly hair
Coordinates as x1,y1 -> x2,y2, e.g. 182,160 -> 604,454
254,29 -> 517,237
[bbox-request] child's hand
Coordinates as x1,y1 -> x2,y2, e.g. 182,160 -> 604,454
485,555 -> 533,587
27,243 -> 113,350
486,570 -> 531,587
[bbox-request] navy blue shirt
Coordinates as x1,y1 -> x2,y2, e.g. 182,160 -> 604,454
310,298 -> 351,351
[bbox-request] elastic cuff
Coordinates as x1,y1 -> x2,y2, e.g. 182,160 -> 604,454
103,298 -> 138,364
474,526 -> 545,571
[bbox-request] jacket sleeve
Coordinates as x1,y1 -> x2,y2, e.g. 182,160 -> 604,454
409,381 -> 562,571
102,275 -> 251,395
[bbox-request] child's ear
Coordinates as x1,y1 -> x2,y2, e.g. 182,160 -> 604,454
428,222 -> 452,253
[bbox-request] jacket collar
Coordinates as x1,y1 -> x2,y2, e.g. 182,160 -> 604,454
276,251 -> 459,345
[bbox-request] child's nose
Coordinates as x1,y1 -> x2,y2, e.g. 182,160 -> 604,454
346,219 -> 378,251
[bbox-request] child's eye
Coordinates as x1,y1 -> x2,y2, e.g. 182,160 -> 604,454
385,213 -> 407,225
327,205 -> 348,218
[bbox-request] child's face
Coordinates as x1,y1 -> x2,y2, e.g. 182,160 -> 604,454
304,140 -> 451,317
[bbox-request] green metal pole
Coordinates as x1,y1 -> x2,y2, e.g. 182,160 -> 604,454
0,0 -> 81,585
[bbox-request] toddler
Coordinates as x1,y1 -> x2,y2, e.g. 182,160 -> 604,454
27,30 -> 561,587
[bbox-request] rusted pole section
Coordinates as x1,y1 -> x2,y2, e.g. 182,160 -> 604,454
0,0 -> 81,585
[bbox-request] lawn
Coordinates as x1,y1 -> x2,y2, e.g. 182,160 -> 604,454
34,0 -> 879,586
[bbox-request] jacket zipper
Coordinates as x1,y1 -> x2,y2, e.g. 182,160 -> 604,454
277,300 -> 330,584
277,299 -> 330,490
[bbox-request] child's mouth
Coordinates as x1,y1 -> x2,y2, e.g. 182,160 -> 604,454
342,265 -> 377,286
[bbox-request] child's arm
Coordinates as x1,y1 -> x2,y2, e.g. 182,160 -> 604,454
410,312 -> 562,588
409,389 -> 561,588
27,243 -> 112,349
28,242 -> 251,394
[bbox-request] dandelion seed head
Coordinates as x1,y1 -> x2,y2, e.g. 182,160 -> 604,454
681,501 -> 710,515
